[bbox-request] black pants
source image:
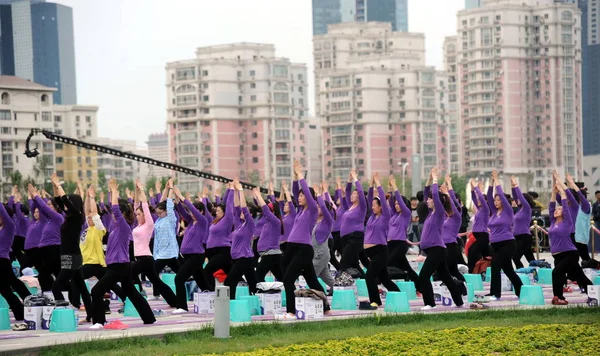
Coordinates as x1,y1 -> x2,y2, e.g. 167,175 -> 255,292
20,247 -> 40,273
419,246 -> 464,307
490,239 -> 522,298
52,265 -> 92,319
332,231 -> 343,257
468,232 -> 491,273
91,263 -> 155,325
133,256 -> 178,307
225,257 -> 258,300
175,253 -> 209,310
575,242 -> 591,262
552,251 -> 592,299
387,240 -> 420,292
282,242 -> 328,314
37,245 -> 61,292
204,247 -> 233,291
10,236 -> 25,265
340,231 -> 366,276
256,253 -> 284,282
445,242 -> 466,282
280,242 -> 288,274
252,238 -> 260,268
328,238 -> 341,271
365,245 -> 399,306
0,258 -> 31,320
151,257 -> 181,297
513,234 -> 535,269
70,264 -> 125,305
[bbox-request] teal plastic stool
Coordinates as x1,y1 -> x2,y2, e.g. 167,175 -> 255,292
517,274 -> 531,286
12,260 -> 20,269
240,295 -> 261,316
0,295 -> 7,309
519,285 -> 545,306
317,278 -> 328,293
27,286 -> 38,295
466,283 -> 475,303
123,298 -> 140,317
236,285 -> 250,299
49,308 -> 77,332
537,268 -> 552,284
32,268 -> 38,276
356,279 -> 369,297
161,273 -> 176,292
281,290 -> 286,307
384,292 -> 410,313
331,289 -> 357,310
395,281 -> 417,300
230,300 -> 251,322
0,307 -> 10,331
265,276 -> 275,282
463,274 -> 484,291
485,267 -> 491,282
593,276 -> 600,285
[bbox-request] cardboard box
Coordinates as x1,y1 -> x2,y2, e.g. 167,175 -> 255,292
588,285 -> 599,302
193,292 -> 215,314
501,273 -> 513,291
432,281 -> 456,307
295,297 -> 324,320
258,293 -> 282,315
42,306 -> 55,330
24,306 -> 43,330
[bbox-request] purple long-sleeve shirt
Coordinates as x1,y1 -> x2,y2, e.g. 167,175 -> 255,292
364,186 -> 391,246
388,191 -> 411,242
441,190 -> 462,245
35,196 -> 64,248
340,181 -> 367,237
548,199 -> 576,254
106,204 -> 132,264
0,201 -> 16,259
25,199 -> 46,250
281,201 -> 296,243
487,185 -> 514,243
331,189 -> 346,233
231,207 -> 255,259
180,199 -> 208,255
206,189 -> 234,249
257,205 -> 282,252
314,196 -> 334,245
471,187 -> 490,233
12,200 -> 30,237
420,184 -> 446,249
287,179 -> 318,245
512,186 -> 532,236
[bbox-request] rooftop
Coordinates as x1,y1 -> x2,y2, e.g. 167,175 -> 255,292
0,76 -> 56,92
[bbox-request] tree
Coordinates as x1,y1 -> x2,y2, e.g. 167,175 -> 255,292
248,170 -> 260,186
8,170 -> 23,188
448,174 -> 468,202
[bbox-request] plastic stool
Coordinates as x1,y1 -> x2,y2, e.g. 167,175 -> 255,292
463,274 -> 484,291
123,298 -> 140,317
0,295 -> 8,309
485,267 -> 491,282
239,295 -> 261,316
519,285 -> 545,306
537,268 -> 552,284
49,308 -> 77,332
230,300 -> 251,322
317,278 -> 328,293
517,273 -> 531,286
0,307 -> 10,330
265,276 -> 275,282
395,281 -> 417,300
356,279 -> 369,297
161,273 -> 176,293
384,292 -> 410,313
236,285 -> 250,299
281,290 -> 286,307
593,276 -> 600,285
331,289 -> 357,310
466,283 -> 475,303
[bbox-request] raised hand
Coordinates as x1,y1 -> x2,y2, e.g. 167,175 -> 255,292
293,160 -> 304,178
155,180 -> 162,193
511,176 -> 518,187
281,180 -> 289,192
27,184 -> 39,197
108,178 -> 118,192
350,169 -> 358,182
431,167 -> 439,181
389,175 -> 397,190
202,186 -> 209,198
88,184 -> 96,198
445,174 -> 452,183
50,172 -> 60,186
12,185 -> 18,196
321,180 -> 329,193
373,172 -> 380,187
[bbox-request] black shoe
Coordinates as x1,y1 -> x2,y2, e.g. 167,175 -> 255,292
51,300 -> 70,307
358,301 -> 378,310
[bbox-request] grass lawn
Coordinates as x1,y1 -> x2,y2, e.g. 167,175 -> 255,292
41,307 -> 600,356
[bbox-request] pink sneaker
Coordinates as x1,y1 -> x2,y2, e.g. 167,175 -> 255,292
104,320 -> 128,330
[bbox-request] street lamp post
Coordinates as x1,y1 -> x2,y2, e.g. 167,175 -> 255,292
398,162 -> 409,193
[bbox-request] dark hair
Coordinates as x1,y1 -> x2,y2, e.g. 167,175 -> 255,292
118,198 -> 134,225
136,204 -> 156,216
49,198 -> 62,214
212,203 -> 226,225
2,203 -> 14,218
595,190 -> 600,195
20,203 -> 30,216
438,192 -> 453,216
495,194 -> 512,205
570,188 -> 588,203
193,201 -> 205,214
204,200 -> 213,216
271,200 -> 285,235
519,193 -> 536,209
299,187 -> 316,202
156,201 -> 167,212
410,197 -> 418,201
402,196 -> 411,208
416,191 -> 424,202
322,200 -> 336,221
65,194 -> 84,225
248,202 -> 261,219
528,191 -> 539,199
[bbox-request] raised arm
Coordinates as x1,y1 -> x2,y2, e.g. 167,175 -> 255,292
87,185 -> 105,231
390,175 -> 410,217
374,173 -> 390,220
0,199 -> 15,231
566,173 -> 590,214
29,184 -> 62,221
295,161 -> 316,212
316,188 -> 333,225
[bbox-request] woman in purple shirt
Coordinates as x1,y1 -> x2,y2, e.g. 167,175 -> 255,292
339,169 -> 368,276
549,173 -> 592,305
279,181 -> 296,273
327,178 -> 344,271
510,176 -> 536,269
468,179 -> 491,273
311,183 -> 336,293
9,186 -> 28,266
386,176 -> 420,294
486,170 -> 522,300
363,173 -> 400,308
224,183 -> 257,300
89,178 -> 155,329
418,168 -> 464,310
254,185 -> 285,283
21,193 -> 46,273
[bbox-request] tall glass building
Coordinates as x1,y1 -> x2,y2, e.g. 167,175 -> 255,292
312,0 -> 408,35
0,0 -> 76,104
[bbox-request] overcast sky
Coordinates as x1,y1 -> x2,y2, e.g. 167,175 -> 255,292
54,0 -> 464,149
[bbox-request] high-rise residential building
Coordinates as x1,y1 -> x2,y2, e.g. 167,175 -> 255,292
465,0 -> 482,9
451,0 -> 583,190
146,132 -> 172,179
0,0 -> 77,104
315,22 -> 449,180
94,137 -> 148,183
166,43 -> 309,193
312,0 -> 409,35
306,117 -> 324,184
0,76 -> 97,193
577,0 -> 600,155
443,36 -> 462,174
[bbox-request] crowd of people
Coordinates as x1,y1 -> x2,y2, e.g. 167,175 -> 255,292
0,161 -> 597,329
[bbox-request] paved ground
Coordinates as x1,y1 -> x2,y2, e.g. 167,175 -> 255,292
1,253 -> 596,355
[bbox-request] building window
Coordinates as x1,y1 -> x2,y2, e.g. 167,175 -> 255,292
86,130 -> 91,136
55,143 -> 63,150
249,70 -> 255,76
203,95 -> 209,102
86,116 -> 91,123
252,157 -> 258,163
41,94 -> 49,106
252,145 -> 258,151
250,83 -> 256,89
1,93 -> 9,105
252,132 -> 258,138
76,116 -> 80,122
42,112 -> 51,121
203,108 -> 210,114
0,110 -> 10,120
54,115 -> 61,122
56,157 -> 63,164
251,95 -> 256,102
202,70 -> 209,76
87,170 -> 92,178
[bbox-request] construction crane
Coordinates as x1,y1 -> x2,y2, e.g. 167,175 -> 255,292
23,129 -> 276,195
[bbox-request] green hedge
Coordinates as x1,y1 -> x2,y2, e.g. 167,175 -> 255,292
212,324 -> 600,356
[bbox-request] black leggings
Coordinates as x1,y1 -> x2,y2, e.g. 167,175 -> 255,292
329,233 -> 342,271
340,231 -> 366,276
365,245 -> 399,306
282,242 -> 328,314
37,245 -> 61,292
91,262 -> 155,325
419,247 -> 464,307
52,265 -> 92,319
10,236 -> 25,265
151,257 -> 181,297
552,251 -> 592,298
256,253 -> 284,282
513,234 -> 535,269
225,257 -> 258,300
387,240 -> 420,292
575,242 -> 591,262
0,258 -> 31,320
133,256 -> 178,307
20,247 -> 40,273
468,232 -> 491,273
445,242 -> 466,282
175,253 -> 209,310
490,239 -> 522,298
70,264 -> 125,305
252,238 -> 260,268
204,247 -> 233,291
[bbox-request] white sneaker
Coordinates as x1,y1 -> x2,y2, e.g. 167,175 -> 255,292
172,308 -> 188,314
490,296 -> 500,301
89,323 -> 104,330
275,313 -> 296,320
420,305 -> 437,311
